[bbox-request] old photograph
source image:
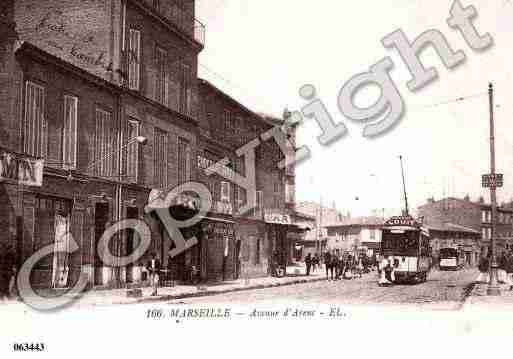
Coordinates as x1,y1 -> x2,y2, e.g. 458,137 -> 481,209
1,0 -> 512,357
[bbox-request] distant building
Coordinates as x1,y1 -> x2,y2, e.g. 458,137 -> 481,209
417,197 -> 513,257
325,217 -> 384,256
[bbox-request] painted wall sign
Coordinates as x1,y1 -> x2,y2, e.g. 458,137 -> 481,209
15,0 -> 117,81
0,150 -> 44,186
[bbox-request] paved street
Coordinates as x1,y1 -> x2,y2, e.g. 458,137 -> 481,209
166,269 -> 478,310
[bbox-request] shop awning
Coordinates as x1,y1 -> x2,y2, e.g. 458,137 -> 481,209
200,216 -> 235,224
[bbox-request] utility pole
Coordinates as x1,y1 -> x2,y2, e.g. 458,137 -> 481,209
487,83 -> 501,296
399,155 -> 409,216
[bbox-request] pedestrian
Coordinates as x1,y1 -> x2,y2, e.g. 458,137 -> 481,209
5,245 -> 17,300
476,251 -> 490,284
0,244 -> 9,301
324,250 -> 332,281
384,258 -> 395,283
305,253 -> 312,276
330,252 -> 338,281
146,252 -> 161,296
507,250 -> 513,290
337,252 -> 344,280
356,256 -> 364,279
313,253 -> 320,273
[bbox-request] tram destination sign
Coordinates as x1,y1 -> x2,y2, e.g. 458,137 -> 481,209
384,216 -> 420,227
482,174 -> 503,188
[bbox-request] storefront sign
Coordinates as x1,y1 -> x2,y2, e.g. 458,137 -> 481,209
197,155 -> 233,180
0,151 -> 44,186
264,211 -> 292,225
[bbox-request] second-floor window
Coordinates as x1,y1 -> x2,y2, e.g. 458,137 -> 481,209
179,62 -> 190,115
128,29 -> 141,90
285,183 -> 294,203
221,181 -> 230,202
24,81 -> 46,157
154,128 -> 168,188
126,119 -> 140,183
273,195 -> 280,209
155,46 -> 167,105
94,108 -> 115,177
62,95 -> 78,169
177,137 -> 191,184
255,190 -> 263,218
223,110 -> 231,132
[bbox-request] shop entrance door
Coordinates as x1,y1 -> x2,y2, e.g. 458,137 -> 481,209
94,203 -> 109,286
234,240 -> 241,279
125,207 -> 138,283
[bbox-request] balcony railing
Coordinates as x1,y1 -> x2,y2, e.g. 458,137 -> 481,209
143,0 -> 206,46
194,19 -> 206,46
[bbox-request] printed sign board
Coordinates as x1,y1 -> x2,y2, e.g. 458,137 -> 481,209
0,150 -> 44,186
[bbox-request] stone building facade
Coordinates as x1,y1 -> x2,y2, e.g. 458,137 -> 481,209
417,197 -> 513,257
0,0 -> 205,288
0,0 -> 300,289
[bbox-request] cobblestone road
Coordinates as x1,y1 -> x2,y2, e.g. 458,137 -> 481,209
167,269 -> 478,310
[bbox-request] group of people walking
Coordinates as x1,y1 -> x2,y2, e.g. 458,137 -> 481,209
306,251 -> 367,281
477,249 -> 513,290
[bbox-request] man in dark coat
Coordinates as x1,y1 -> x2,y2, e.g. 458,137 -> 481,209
305,253 -> 312,276
146,253 -> 161,296
330,253 -> 339,281
323,251 -> 331,281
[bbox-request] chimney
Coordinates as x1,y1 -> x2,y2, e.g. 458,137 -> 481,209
479,196 -> 485,204
464,194 -> 470,201
427,197 -> 435,204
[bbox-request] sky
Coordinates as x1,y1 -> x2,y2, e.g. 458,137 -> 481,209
196,0 -> 513,217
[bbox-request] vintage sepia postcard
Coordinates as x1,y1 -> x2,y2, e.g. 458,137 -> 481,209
1,1 -> 512,358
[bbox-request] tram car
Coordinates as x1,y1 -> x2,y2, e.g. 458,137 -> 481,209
439,247 -> 465,271
381,215 -> 432,284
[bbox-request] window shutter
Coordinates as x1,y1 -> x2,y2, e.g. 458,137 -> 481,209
221,182 -> 230,202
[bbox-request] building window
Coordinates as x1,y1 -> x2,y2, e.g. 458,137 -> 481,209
24,81 -> 46,157
153,0 -> 160,11
274,180 -> 280,194
153,128 -> 168,188
223,110 -> 231,132
482,210 -> 487,223
128,29 -> 141,90
370,229 -> 376,240
255,190 -> 263,218
62,95 -> 78,169
221,181 -> 230,202
94,108 -> 115,177
180,62 -> 191,115
285,183 -> 294,203
177,137 -> 191,184
155,46 -> 167,105
126,119 -> 140,183
273,195 -> 280,209
255,238 -> 261,265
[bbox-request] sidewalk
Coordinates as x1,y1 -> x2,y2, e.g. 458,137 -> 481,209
463,281 -> 513,311
6,267 -> 327,308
